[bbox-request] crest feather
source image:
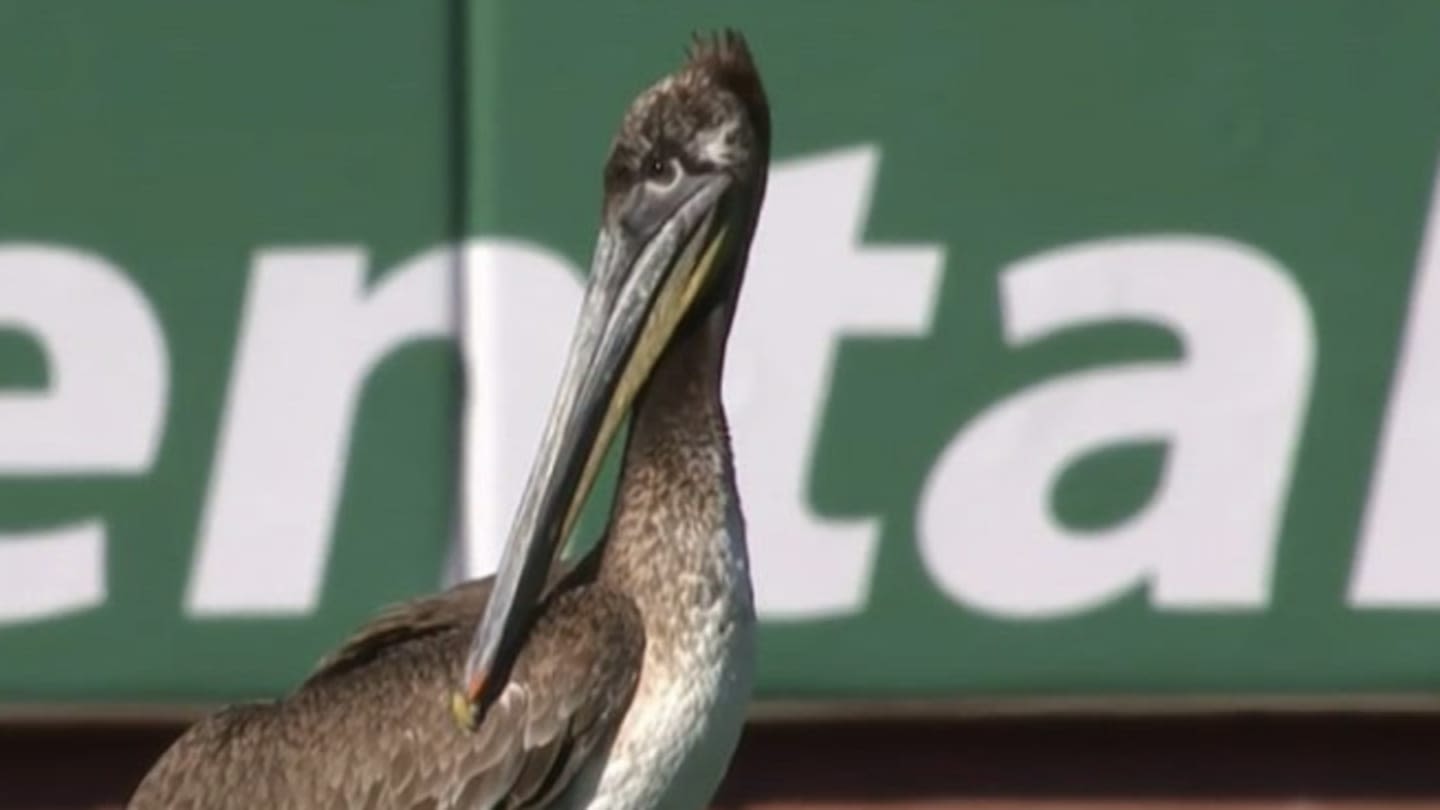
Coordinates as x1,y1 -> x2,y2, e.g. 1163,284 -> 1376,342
683,28 -> 770,150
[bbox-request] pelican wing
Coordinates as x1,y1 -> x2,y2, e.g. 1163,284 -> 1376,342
303,578 -> 498,685
127,579 -> 644,810
424,583 -> 646,810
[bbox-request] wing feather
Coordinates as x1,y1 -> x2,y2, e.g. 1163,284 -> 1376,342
304,579 -> 494,686
127,576 -> 644,810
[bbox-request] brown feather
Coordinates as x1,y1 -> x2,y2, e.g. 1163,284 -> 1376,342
126,570 -> 643,810
684,29 -> 770,148
304,579 -> 494,686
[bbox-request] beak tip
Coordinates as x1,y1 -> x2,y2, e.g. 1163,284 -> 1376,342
466,671 -> 486,701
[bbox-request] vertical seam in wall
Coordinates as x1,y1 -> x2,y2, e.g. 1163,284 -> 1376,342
445,0 -> 501,584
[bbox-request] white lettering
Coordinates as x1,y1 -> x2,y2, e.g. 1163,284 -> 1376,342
918,236 -> 1313,618
451,241 -> 584,582
1350,160 -> 1440,606
728,146 -> 944,619
0,245 -> 167,623
186,248 -> 450,616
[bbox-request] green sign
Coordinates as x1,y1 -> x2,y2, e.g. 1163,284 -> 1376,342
4,0 -> 1440,709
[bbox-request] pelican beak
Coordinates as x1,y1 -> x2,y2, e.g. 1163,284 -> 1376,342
456,169 -> 736,728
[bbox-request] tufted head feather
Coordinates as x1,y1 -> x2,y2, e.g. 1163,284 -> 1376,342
681,29 -> 770,149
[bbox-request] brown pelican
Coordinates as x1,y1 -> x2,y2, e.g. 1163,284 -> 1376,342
127,29 -> 770,810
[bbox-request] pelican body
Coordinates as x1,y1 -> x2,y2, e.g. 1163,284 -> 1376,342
127,30 -> 771,810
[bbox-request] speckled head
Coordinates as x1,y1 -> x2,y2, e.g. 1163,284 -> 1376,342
602,30 -> 771,231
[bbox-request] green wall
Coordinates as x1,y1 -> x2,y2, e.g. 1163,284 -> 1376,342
3,1 -> 1440,709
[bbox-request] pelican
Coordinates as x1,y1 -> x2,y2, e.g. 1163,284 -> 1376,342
128,29 -> 770,810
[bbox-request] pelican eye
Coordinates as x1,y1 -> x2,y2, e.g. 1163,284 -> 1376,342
645,156 -> 679,188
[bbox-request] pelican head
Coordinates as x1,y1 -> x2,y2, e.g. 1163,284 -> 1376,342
457,30 -> 770,725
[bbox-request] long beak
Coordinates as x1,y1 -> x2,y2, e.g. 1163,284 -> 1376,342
454,171 -> 735,727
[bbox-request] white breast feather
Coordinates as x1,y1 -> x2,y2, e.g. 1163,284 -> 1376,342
573,505 -> 753,810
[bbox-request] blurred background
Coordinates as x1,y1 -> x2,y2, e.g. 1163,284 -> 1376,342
5,0 -> 1440,807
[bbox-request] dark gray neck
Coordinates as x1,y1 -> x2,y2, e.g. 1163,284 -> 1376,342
597,300 -> 740,610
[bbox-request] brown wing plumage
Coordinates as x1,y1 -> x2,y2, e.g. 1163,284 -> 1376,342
303,578 -> 497,686
126,573 -> 644,810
